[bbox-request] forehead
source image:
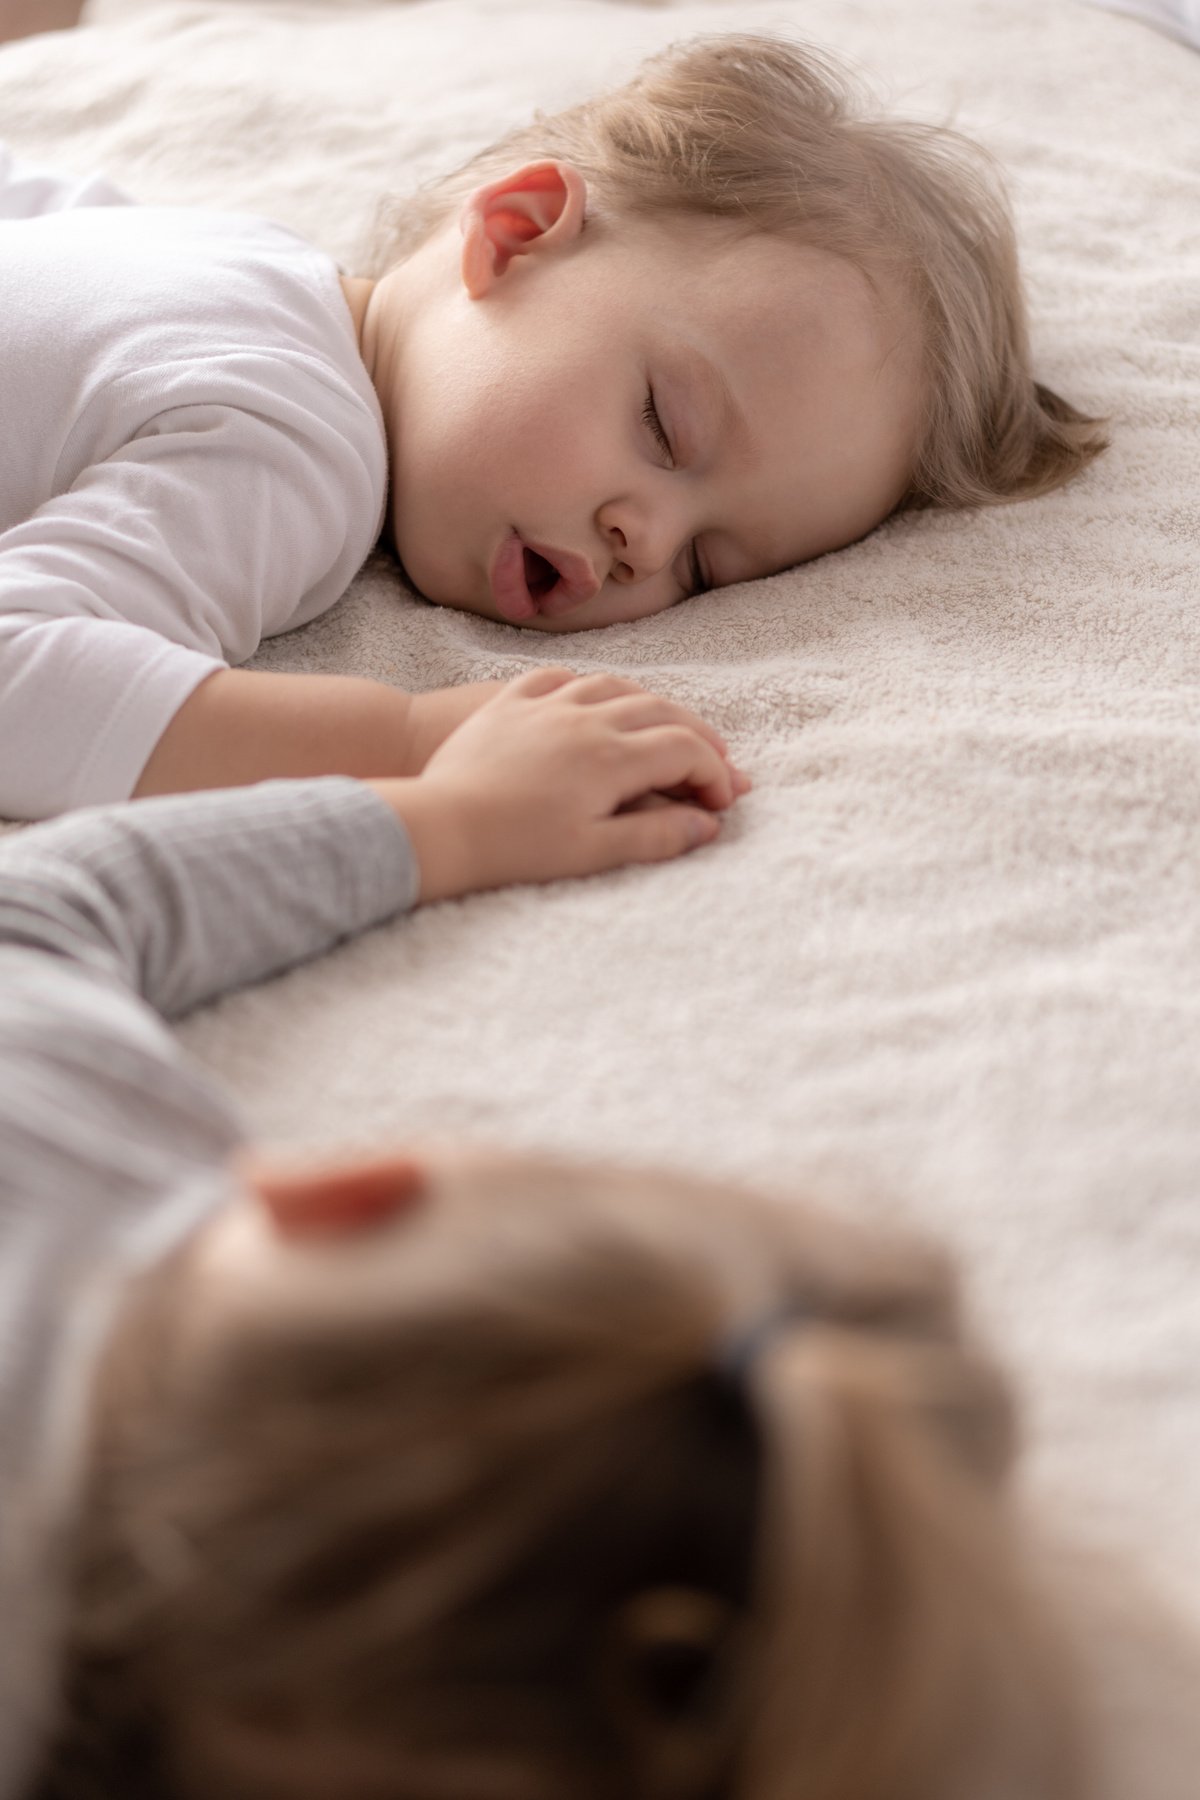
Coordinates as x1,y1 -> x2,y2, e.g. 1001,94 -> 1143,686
609,212 -> 888,334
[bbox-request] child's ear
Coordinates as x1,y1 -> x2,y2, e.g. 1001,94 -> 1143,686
243,1151 -> 428,1238
459,159 -> 587,299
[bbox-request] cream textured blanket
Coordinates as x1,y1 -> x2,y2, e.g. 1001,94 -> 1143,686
2,0 -> 1199,1788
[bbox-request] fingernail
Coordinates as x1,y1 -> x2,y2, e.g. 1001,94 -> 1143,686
687,813 -> 719,848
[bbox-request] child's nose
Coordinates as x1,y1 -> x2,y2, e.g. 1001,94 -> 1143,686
603,520 -> 634,583
601,507 -> 686,586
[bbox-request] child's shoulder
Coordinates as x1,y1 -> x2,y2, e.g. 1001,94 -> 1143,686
8,197 -> 343,356
0,193 -> 384,555
1,195 -> 377,463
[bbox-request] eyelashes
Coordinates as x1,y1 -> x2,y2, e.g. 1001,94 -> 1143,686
685,541 -> 709,600
642,389 -> 673,462
642,387 -> 709,601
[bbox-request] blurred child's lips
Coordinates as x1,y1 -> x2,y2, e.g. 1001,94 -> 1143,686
489,532 -> 600,624
489,530 -> 537,622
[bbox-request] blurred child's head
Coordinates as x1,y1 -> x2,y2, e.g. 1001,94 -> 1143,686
40,1145 -> 1079,1800
351,33 -> 1106,633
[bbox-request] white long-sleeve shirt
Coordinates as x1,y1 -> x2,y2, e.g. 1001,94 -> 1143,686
0,146 -> 389,819
0,778 -> 418,1799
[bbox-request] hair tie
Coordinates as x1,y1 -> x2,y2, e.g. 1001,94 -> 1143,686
715,1301 -> 813,1387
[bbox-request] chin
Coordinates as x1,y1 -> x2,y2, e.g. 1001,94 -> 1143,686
393,546 -> 490,620
393,548 -> 446,606
519,609 -> 614,635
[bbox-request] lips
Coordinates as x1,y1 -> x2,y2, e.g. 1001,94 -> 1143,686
489,530 -> 600,624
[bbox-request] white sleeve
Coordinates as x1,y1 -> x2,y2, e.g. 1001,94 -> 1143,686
1085,0 -> 1200,47
0,613 -> 224,820
0,396 -> 365,820
0,141 -> 134,219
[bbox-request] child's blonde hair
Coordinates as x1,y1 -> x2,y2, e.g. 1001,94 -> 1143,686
39,1155 -> 1079,1800
366,32 -> 1106,516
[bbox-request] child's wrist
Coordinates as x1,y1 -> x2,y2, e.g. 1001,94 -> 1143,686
395,695 -> 440,776
404,683 -> 506,773
366,777 -> 480,903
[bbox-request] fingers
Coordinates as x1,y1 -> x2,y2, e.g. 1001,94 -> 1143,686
508,665 -> 577,698
596,692 -> 746,774
592,803 -> 720,870
517,669 -> 735,765
606,723 -> 736,811
564,674 -> 730,753
515,674 -> 744,809
554,672 -> 645,705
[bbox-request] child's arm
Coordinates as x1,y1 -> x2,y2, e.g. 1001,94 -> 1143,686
129,666 -> 732,799
0,777 -> 417,1031
129,666 -> 508,797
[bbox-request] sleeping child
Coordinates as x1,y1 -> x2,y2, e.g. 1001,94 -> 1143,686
0,31 -> 1107,819
1,759 -> 1080,1800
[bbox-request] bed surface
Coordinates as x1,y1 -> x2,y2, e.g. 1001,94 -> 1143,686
2,0 -> 1199,1788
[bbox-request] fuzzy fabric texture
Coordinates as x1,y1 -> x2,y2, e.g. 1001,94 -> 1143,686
2,1 -> 1199,1790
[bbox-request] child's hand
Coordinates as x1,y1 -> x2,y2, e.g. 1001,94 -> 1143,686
369,668 -> 750,902
402,675 -> 735,776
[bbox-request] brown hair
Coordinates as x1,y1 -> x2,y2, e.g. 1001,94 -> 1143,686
38,1154 -> 1080,1800
364,32 -> 1107,515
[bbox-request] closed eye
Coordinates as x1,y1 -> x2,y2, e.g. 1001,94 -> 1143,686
642,389 -> 673,464
643,388 -> 711,600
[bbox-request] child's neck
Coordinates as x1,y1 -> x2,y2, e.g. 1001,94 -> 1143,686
338,274 -> 375,358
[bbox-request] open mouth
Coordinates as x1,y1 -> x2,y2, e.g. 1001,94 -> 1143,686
523,546 -> 560,601
489,530 -> 600,625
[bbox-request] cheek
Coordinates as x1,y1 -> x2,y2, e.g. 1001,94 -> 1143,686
408,375 -> 592,510
496,378 -> 600,483
474,329 -> 607,463
599,585 -> 681,626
